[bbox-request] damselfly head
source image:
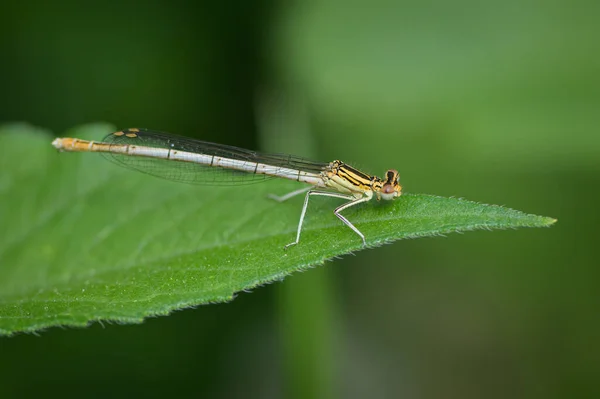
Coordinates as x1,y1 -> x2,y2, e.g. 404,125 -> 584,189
379,169 -> 402,200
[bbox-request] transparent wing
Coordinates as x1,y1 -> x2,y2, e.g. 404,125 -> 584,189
101,128 -> 327,186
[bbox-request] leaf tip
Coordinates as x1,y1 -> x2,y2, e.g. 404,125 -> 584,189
544,217 -> 558,226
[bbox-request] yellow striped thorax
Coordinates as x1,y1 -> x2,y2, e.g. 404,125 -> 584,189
323,160 -> 402,201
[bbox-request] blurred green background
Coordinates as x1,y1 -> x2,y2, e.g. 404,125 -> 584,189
0,0 -> 598,398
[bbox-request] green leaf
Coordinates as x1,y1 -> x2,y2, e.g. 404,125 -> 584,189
0,123 -> 556,336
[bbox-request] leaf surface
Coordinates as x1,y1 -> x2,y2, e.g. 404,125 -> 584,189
0,124 -> 556,335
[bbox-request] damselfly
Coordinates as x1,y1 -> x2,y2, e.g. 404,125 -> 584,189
52,128 -> 402,248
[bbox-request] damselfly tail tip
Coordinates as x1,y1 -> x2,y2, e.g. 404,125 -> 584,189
51,137 -> 63,150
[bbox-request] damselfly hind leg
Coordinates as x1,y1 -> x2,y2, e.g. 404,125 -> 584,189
267,186 -> 312,202
284,190 -> 367,249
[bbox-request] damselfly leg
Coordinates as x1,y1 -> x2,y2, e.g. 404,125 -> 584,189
283,190 -> 370,249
